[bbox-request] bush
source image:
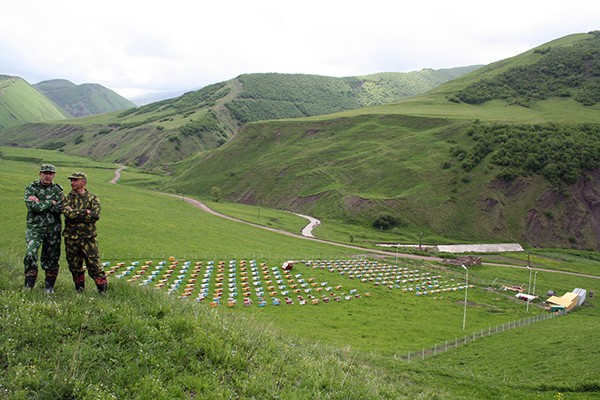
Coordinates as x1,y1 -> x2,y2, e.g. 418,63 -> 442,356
372,213 -> 399,230
40,141 -> 66,150
211,186 -> 223,202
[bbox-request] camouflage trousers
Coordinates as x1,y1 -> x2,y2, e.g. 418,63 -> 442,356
64,237 -> 107,289
24,228 -> 61,277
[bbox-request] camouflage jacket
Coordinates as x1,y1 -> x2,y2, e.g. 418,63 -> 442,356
24,180 -> 63,231
62,189 -> 101,239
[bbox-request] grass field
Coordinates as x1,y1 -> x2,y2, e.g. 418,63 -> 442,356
1,147 -> 599,399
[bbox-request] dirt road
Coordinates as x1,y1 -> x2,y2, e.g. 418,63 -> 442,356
110,165 -> 126,184
162,193 -> 442,262
169,194 -> 600,278
110,167 -> 599,279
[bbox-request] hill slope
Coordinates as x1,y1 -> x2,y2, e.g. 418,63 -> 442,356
0,67 -> 480,168
1,148 -> 598,399
166,31 -> 600,250
0,75 -> 69,129
34,79 -> 136,117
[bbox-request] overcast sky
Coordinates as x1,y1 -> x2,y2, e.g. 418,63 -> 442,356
1,0 -> 598,99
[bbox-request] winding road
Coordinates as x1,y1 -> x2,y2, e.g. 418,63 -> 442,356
110,166 -> 600,278
294,213 -> 321,237
110,165 -> 126,184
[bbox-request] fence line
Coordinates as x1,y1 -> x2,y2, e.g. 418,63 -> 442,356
404,310 -> 566,362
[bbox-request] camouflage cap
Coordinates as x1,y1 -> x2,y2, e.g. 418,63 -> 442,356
40,164 -> 56,173
68,171 -> 87,180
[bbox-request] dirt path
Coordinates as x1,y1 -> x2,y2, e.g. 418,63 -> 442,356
295,213 -> 321,237
162,193 -> 442,262
158,193 -> 600,278
110,165 -> 126,184
113,164 -> 596,278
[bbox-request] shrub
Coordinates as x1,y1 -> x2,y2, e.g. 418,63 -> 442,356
211,186 -> 223,202
372,213 -> 399,230
40,141 -> 66,150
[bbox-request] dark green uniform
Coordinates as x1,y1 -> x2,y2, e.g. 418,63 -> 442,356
63,188 -> 107,292
24,179 -> 63,287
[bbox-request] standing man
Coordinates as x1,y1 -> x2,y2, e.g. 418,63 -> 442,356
62,171 -> 107,293
24,164 -> 63,292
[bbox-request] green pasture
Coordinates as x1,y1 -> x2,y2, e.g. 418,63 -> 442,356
1,147 -> 599,399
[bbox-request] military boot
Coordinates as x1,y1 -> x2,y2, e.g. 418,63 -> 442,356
45,270 -> 58,293
96,283 -> 108,294
94,276 -> 108,294
73,272 -> 85,292
24,276 -> 37,289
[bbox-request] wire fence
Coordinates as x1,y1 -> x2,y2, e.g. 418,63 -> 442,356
402,309 -> 566,362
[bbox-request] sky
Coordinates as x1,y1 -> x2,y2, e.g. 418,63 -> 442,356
1,0 -> 598,100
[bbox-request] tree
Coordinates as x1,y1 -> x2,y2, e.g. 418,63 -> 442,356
372,213 -> 398,230
211,186 -> 223,202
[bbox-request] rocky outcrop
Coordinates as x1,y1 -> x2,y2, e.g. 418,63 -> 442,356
526,169 -> 600,250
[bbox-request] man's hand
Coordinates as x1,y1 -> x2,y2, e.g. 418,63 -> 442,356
28,195 -> 39,203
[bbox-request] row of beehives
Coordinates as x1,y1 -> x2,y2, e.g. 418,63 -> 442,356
305,259 -> 471,294
104,258 -> 369,307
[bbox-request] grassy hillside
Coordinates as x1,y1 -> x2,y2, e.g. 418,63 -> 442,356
166,32 -> 600,250
0,67 -> 478,169
0,75 -> 69,129
225,68 -> 480,123
1,147 -> 599,399
34,79 -> 136,117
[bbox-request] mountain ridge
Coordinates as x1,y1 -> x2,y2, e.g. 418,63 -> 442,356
34,79 -> 136,117
0,66 -> 481,167
164,31 -> 600,250
0,75 -> 69,129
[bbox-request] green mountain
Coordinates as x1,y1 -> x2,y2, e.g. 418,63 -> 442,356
165,31 -> 600,250
0,67 -> 479,167
0,75 -> 69,129
2,32 -> 599,249
33,79 -> 136,117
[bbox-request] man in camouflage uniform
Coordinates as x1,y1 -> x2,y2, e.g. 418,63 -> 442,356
24,164 -> 63,292
62,171 -> 107,293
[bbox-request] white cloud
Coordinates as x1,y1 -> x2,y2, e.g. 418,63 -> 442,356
0,0 -> 598,99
